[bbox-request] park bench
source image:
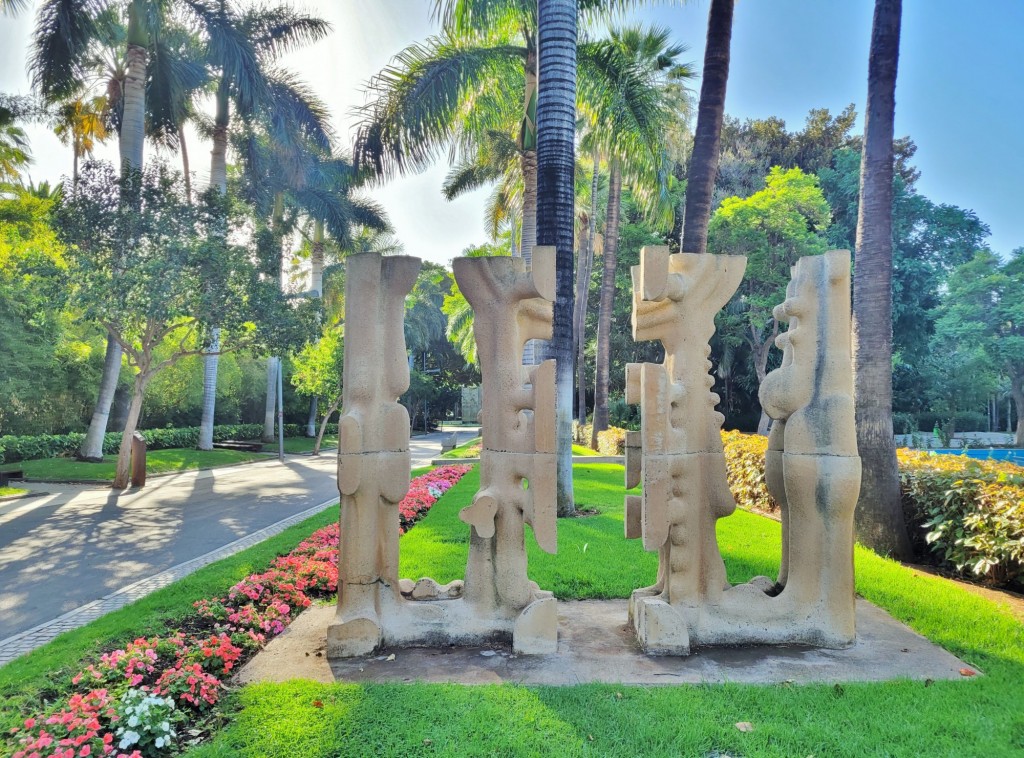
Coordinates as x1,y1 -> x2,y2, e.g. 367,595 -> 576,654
0,469 -> 24,486
440,433 -> 458,454
213,440 -> 265,453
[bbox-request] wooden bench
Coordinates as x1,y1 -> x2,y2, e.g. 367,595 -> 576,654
213,440 -> 265,453
0,469 -> 24,486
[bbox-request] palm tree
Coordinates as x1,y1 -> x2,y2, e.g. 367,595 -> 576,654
680,0 -> 733,255
0,119 -> 31,183
196,1 -> 330,450
52,95 -> 109,185
1,0 -> 30,14
587,26 -> 694,446
535,0 -> 578,514
853,0 -> 912,559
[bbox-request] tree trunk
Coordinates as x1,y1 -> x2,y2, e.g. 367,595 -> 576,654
119,38 -> 147,173
681,0 -> 733,255
591,160 -> 621,447
72,147 -> 79,187
752,319 -> 777,435
79,334 -> 123,461
536,0 -> 577,516
198,328 -> 220,450
311,220 -> 325,296
573,213 -> 591,424
306,397 -> 318,437
1012,376 -> 1024,448
314,396 -> 341,455
82,20 -> 148,461
209,82 -> 230,193
263,356 -> 278,442
520,40 -> 538,266
113,372 -> 148,489
179,124 -> 192,203
200,82 -> 230,449
852,0 -> 912,559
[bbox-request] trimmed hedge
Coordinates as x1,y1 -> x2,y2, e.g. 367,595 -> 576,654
0,423 -> 340,465
719,429 -> 1023,587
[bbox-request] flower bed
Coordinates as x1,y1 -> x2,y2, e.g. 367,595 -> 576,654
6,464 -> 472,758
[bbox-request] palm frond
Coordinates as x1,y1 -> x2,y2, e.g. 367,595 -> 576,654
245,6 -> 330,60
31,0 -> 103,101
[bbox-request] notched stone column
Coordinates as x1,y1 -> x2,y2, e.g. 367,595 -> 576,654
626,247 -> 860,655
328,249 -> 559,658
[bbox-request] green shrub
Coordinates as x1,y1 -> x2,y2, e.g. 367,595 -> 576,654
718,431 -> 1024,587
596,426 -> 627,455
0,423 -> 338,464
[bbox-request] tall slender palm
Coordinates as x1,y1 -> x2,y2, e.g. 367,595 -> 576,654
32,0 -> 155,460
853,0 -> 912,558
196,2 -> 330,450
680,0 -> 733,255
52,95 -> 109,185
536,0 -> 577,514
587,26 -> 694,445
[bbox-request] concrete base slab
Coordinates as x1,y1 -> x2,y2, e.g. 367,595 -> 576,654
236,599 -> 975,686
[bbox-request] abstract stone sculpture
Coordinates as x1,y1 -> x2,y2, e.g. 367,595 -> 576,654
327,249 -> 559,658
626,247 -> 860,655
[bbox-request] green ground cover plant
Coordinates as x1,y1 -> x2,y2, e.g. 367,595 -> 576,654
1,448 -> 265,482
0,486 -> 28,497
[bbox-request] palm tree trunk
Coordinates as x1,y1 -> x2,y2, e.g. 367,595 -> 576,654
209,82 -> 230,193
79,334 -> 122,461
113,372 -> 149,489
681,0 -> 733,255
263,356 -> 278,442
72,146 -> 79,187
520,40 -> 538,266
853,0 -> 912,559
81,21 -> 148,461
591,160 -> 621,447
536,0 -> 576,516
573,213 -> 591,424
200,81 -> 231,449
1012,376 -> 1024,447
119,37 -> 147,172
179,125 -> 192,203
198,328 -> 220,450
307,219 -> 325,436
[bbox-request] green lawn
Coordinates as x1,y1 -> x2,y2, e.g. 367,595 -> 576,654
442,437 -> 600,459
281,435 -> 338,454
0,486 -> 28,497
192,463 -> 1024,757
0,447 -> 264,482
3,463 -> 1023,757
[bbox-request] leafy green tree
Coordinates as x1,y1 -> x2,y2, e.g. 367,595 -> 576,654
55,161 -> 297,488
291,328 -> 343,454
708,166 -> 831,432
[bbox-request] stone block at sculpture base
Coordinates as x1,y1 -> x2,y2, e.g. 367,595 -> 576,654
513,596 -> 559,654
625,247 -> 860,655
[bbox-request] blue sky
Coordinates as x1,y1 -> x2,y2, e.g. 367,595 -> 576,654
2,0 -> 1021,264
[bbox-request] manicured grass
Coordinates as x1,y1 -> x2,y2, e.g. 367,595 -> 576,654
0,486 -> 28,497
193,463 -> 1024,757
442,437 -> 600,459
281,435 -> 338,454
0,447 -> 264,482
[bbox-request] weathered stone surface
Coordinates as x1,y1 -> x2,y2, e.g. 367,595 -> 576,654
626,247 -> 860,654
328,249 -> 559,658
328,253 -> 420,659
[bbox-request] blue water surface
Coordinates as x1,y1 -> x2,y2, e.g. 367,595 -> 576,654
932,448 -> 1024,466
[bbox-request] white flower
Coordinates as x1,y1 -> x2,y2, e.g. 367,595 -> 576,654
156,737 -> 165,748
128,715 -> 140,727
161,721 -> 170,732
119,730 -> 140,749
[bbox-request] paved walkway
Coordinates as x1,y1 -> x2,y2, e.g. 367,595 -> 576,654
0,430 -> 463,664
